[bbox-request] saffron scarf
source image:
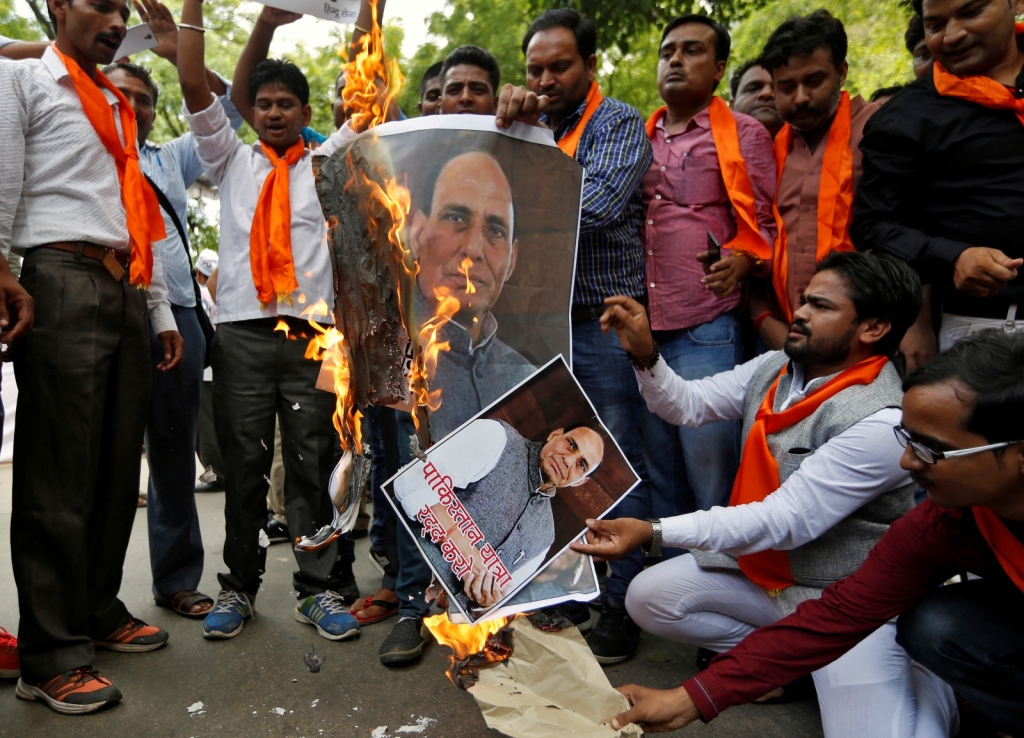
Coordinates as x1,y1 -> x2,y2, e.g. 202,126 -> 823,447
557,82 -> 603,159
730,354 -> 890,594
932,23 -> 1024,128
973,507 -> 1024,594
645,98 -> 772,263
250,138 -> 305,306
771,90 -> 855,322
51,43 -> 165,287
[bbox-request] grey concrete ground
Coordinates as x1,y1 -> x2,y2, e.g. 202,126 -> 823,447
0,462 -> 823,738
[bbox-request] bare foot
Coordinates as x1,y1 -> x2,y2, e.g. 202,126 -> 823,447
350,588 -> 398,619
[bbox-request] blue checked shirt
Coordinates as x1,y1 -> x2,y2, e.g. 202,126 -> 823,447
549,94 -> 652,307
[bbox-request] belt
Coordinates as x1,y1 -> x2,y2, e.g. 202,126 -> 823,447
571,304 -> 608,324
38,241 -> 130,269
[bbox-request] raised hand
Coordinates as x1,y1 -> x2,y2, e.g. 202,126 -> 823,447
136,0 -> 178,62
494,84 -> 549,129
598,295 -> 655,364
258,5 -> 303,28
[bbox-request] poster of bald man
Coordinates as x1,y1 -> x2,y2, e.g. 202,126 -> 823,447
384,357 -> 640,623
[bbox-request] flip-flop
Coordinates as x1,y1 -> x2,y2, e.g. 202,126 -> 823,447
350,595 -> 399,625
155,590 -> 215,619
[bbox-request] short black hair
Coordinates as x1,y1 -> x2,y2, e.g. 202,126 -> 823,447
103,61 -> 159,106
904,14 -> 925,53
814,250 -> 922,358
870,83 -> 905,102
248,59 -> 310,108
904,331 -> 1024,445
419,60 -> 444,99
522,8 -> 597,62
730,58 -> 764,99
661,14 -> 731,64
441,46 -> 500,94
912,0 -> 923,15
760,9 -> 848,73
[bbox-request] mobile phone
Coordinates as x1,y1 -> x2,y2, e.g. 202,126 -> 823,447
704,232 -> 722,276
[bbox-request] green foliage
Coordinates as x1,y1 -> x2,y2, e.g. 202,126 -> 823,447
730,0 -> 916,99
187,197 -> 220,254
0,0 -> 44,40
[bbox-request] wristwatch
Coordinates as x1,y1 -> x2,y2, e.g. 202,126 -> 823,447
642,518 -> 663,559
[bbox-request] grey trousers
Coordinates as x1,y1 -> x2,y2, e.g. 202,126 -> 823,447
12,248 -> 152,683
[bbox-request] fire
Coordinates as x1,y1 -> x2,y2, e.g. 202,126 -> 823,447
410,288 -> 460,413
301,300 -> 363,453
274,319 -> 290,338
459,257 -> 476,294
340,0 -> 404,134
424,612 -> 509,659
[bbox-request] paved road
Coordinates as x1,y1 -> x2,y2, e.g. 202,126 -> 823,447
0,480 -> 824,738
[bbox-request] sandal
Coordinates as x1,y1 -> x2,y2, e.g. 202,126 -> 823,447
349,594 -> 399,625
155,590 -> 215,619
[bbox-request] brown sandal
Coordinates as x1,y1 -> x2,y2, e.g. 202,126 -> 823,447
155,590 -> 214,618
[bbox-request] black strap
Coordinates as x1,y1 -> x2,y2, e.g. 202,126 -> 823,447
144,172 -> 192,267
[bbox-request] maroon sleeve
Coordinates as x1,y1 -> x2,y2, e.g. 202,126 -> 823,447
682,500 -> 969,722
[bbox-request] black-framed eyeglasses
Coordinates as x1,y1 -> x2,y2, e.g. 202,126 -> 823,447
893,425 -> 1024,465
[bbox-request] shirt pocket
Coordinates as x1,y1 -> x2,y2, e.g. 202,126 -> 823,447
667,154 -> 728,207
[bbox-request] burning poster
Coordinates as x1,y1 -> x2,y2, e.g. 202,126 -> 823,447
383,357 -> 640,623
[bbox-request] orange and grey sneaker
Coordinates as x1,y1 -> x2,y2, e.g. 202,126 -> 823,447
0,626 -> 19,678
16,668 -> 122,714
95,618 -> 169,652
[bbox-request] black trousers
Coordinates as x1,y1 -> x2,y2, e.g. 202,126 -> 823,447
196,379 -> 227,481
897,577 -> 1024,734
211,317 -> 349,600
12,248 -> 152,683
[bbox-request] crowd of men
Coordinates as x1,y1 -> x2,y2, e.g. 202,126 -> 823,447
0,0 -> 1021,735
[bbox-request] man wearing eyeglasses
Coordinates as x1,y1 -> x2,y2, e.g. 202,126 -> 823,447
602,329 -> 1024,736
579,251 -> 961,736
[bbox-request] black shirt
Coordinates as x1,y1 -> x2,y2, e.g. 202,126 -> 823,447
851,62 -> 1024,319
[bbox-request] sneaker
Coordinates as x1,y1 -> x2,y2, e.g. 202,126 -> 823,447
555,602 -> 596,633
195,480 -> 224,493
586,598 -> 640,664
368,547 -> 389,576
0,627 -> 19,678
379,618 -> 429,667
16,668 -> 122,715
203,590 -> 254,640
95,618 -> 168,652
695,647 -> 717,671
295,591 -> 360,641
265,513 -> 290,544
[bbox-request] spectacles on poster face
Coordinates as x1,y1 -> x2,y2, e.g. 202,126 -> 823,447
893,424 -> 1024,465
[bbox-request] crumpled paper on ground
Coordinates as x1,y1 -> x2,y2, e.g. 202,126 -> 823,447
468,619 -> 642,738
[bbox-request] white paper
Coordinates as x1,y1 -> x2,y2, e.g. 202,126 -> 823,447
256,0 -> 360,24
113,23 -> 158,60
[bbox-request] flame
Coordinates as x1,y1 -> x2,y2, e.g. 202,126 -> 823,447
459,257 -> 476,295
301,299 -> 363,454
274,319 -> 290,338
423,613 -> 509,660
409,288 -> 459,413
340,0 -> 404,134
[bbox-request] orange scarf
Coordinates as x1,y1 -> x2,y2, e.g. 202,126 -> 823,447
645,98 -> 772,263
51,43 -> 165,287
730,354 -> 890,593
250,138 -> 305,306
973,507 -> 1024,594
556,82 -> 603,159
771,91 -> 855,322
932,23 -> 1024,128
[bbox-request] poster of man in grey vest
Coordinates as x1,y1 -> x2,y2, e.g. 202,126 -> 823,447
384,357 -> 640,623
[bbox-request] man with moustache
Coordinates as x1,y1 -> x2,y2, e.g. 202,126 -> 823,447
730,59 -> 784,138
583,251 -> 959,737
852,0 -> 1024,361
0,0 -> 185,713
440,45 -> 501,115
748,11 -> 881,353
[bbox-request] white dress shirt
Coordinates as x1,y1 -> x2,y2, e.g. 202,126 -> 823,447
183,99 -> 356,325
0,49 -> 174,334
635,352 -> 910,555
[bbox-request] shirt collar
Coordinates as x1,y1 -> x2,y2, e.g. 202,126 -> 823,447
250,139 -> 311,161
414,287 -> 499,354
544,94 -> 590,141
655,106 -> 711,136
43,45 -> 119,109
528,440 -> 546,494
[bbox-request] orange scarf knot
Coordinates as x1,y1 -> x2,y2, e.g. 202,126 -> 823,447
932,24 -> 1024,129
250,138 -> 306,307
730,354 -> 890,593
973,507 -> 1024,594
645,98 -> 772,264
771,90 -> 855,322
556,82 -> 603,159
50,43 -> 166,288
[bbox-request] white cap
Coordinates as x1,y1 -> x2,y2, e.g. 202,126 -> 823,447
195,248 -> 219,277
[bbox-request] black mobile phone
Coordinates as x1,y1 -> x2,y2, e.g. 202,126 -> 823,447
704,232 -> 722,275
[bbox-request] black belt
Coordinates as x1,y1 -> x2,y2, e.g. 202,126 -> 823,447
571,304 -> 607,324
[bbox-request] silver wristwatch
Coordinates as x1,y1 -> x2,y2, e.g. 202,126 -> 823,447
643,518 -> 663,559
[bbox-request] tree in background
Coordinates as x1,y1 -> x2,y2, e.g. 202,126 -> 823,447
0,0 -> 45,40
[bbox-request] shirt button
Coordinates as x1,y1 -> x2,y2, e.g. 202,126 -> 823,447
648,250 -> 654,255
660,166 -> 666,172
647,219 -> 653,225
664,137 -> 671,143
650,282 -> 656,288
802,206 -> 810,212
655,194 -> 662,200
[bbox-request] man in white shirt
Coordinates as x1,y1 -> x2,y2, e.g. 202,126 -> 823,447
176,0 -> 360,643
577,252 -> 958,737
0,0 -> 184,716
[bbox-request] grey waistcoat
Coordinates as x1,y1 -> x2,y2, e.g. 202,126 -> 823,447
692,352 -> 915,615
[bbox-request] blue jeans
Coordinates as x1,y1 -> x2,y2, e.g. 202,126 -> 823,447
572,318 -> 655,601
642,312 -> 742,523
364,406 -> 390,553
145,304 -> 206,598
